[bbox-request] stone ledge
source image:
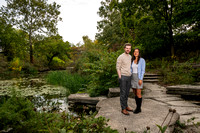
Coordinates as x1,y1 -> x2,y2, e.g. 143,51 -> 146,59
67,93 -> 107,107
166,85 -> 200,98
108,87 -> 134,98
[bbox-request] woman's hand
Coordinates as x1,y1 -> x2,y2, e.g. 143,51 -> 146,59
138,80 -> 142,86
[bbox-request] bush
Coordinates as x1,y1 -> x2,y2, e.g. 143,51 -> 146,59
160,60 -> 198,85
22,62 -> 38,75
50,57 -> 66,70
45,71 -> 87,95
0,95 -> 39,132
0,96 -> 117,133
8,57 -> 22,73
75,45 -> 121,97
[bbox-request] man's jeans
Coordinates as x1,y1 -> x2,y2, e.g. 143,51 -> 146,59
119,75 -> 131,110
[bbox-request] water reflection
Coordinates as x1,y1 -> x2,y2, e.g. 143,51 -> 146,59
28,95 -> 69,113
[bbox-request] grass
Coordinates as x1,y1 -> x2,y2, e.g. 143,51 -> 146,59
45,71 -> 88,95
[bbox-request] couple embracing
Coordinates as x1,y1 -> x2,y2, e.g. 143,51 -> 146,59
116,43 -> 146,115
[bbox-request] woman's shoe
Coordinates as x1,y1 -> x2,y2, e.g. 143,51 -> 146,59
133,97 -> 142,114
133,108 -> 141,114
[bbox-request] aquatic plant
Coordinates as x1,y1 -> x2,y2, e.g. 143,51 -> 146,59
46,71 -> 88,95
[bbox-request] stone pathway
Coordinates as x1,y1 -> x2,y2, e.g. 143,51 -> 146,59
96,97 -> 179,133
96,83 -> 200,133
143,83 -> 200,124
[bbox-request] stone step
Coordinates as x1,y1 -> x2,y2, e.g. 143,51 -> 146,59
144,73 -> 162,77
143,76 -> 161,80
143,79 -> 160,83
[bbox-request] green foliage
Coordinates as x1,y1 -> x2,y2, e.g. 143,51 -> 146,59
45,71 -> 87,95
161,62 -> 195,85
173,117 -> 200,133
146,57 -> 200,85
0,95 -> 117,133
75,37 -> 121,96
7,57 -> 38,77
1,0 -> 62,63
0,17 -> 28,61
156,125 -> 167,133
51,57 -> 66,68
96,1 -> 127,50
8,57 -> 22,73
86,50 -> 120,97
0,95 -> 38,132
109,0 -> 200,58
21,62 -> 38,75
34,35 -> 71,69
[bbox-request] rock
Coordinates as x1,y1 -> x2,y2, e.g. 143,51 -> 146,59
108,87 -> 134,98
67,93 -> 107,111
96,97 -> 179,133
166,85 -> 200,99
68,93 -> 107,105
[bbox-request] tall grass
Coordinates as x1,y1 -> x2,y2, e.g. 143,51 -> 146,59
45,71 -> 87,94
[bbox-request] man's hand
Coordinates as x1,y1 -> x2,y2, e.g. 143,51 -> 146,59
118,77 -> 121,84
138,80 -> 142,86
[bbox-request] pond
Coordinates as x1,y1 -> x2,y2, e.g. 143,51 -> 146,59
0,76 -> 69,113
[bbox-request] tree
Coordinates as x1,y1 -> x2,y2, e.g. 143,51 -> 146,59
96,0 -> 128,50
1,0 -> 62,63
0,17 -> 28,60
34,35 -> 71,67
115,0 -> 200,58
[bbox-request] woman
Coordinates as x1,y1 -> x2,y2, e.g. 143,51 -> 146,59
131,48 -> 145,114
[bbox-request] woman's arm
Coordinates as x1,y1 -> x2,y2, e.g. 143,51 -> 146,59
138,59 -> 146,86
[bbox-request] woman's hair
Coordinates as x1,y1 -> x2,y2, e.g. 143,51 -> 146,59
131,48 -> 140,64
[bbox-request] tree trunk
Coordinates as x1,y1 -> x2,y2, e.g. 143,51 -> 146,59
169,0 -> 175,57
29,30 -> 33,63
168,24 -> 174,57
164,0 -> 175,58
48,53 -> 59,66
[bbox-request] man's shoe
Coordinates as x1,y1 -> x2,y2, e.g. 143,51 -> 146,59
121,109 -> 129,115
126,107 -> 133,111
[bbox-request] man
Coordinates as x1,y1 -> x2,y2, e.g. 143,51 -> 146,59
116,43 -> 133,115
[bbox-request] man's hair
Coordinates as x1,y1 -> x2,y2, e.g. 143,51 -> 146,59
124,43 -> 131,48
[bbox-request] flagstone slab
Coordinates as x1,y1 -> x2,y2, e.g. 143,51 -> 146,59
96,97 -> 179,133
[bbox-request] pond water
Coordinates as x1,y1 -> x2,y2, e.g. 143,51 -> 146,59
0,76 -> 69,112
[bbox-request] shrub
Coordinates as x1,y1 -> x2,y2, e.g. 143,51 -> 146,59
45,71 -> 87,95
76,46 -> 121,97
0,96 -> 117,133
50,57 -> 66,70
8,57 -> 22,73
0,95 -> 39,132
22,61 -> 38,75
160,60 -> 197,85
